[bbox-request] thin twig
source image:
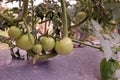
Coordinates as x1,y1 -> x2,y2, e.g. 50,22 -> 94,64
68,15 -> 89,29
72,38 -> 102,50
39,19 -> 50,24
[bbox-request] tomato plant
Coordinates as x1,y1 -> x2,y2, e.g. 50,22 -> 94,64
0,0 -> 120,79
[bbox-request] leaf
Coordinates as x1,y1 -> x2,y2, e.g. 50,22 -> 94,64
91,19 -> 115,61
100,58 -> 119,80
103,34 -> 113,44
104,3 -> 120,20
91,28 -> 113,61
111,32 -> 120,44
35,8 -> 44,20
112,7 -> 120,20
101,39 -> 113,61
91,19 -> 103,32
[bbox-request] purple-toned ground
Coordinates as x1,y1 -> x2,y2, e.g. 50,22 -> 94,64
0,47 -> 104,80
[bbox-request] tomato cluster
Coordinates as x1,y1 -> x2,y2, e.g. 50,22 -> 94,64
8,26 -> 73,61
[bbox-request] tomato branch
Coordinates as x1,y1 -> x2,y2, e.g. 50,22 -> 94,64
61,0 -> 68,38
39,19 -> 50,24
39,52 -> 58,60
23,18 -> 34,46
27,50 -> 58,61
44,1 -> 49,33
68,15 -> 89,29
72,39 -> 102,50
31,0 -> 35,30
68,6 -> 93,30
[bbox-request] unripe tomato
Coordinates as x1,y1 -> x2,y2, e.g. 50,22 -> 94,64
32,44 -> 42,54
8,26 -> 22,39
77,12 -> 86,20
16,34 -> 35,50
55,37 -> 73,55
40,36 -> 55,51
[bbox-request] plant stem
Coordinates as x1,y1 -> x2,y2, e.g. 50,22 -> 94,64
23,18 -> 34,46
21,0 -> 28,19
39,19 -> 50,24
23,18 -> 30,33
39,52 -> 58,60
13,0 -> 28,23
72,39 -> 102,50
31,0 -> 34,30
68,15 -> 89,29
44,1 -> 48,33
27,49 -> 58,60
60,0 -> 68,38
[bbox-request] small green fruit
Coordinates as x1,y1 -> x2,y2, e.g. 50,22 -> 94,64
55,37 -> 73,55
40,36 -> 55,51
8,26 -> 22,39
77,12 -> 86,20
32,44 -> 42,54
16,34 -> 35,50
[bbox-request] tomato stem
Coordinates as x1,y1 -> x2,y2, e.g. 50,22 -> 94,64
60,0 -> 68,38
68,15 -> 89,29
31,0 -> 35,30
44,1 -> 48,33
39,19 -> 50,24
23,18 -> 34,46
21,0 -> 28,19
72,39 -> 102,50
39,52 -> 58,60
27,50 -> 58,60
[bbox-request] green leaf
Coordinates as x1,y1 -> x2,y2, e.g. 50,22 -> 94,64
111,32 -> 120,44
91,19 -> 103,32
35,8 -> 44,20
104,3 -> 120,20
91,19 -> 113,61
100,58 -> 119,80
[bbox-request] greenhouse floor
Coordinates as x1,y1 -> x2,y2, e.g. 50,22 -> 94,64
0,47 -> 104,80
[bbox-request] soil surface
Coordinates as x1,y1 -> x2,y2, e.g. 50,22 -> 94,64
0,47 -> 104,80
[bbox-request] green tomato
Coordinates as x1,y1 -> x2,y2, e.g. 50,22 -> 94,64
40,36 -> 55,51
77,12 -> 86,20
32,44 -> 42,54
55,37 -> 73,55
16,34 -> 35,50
8,26 -> 22,39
